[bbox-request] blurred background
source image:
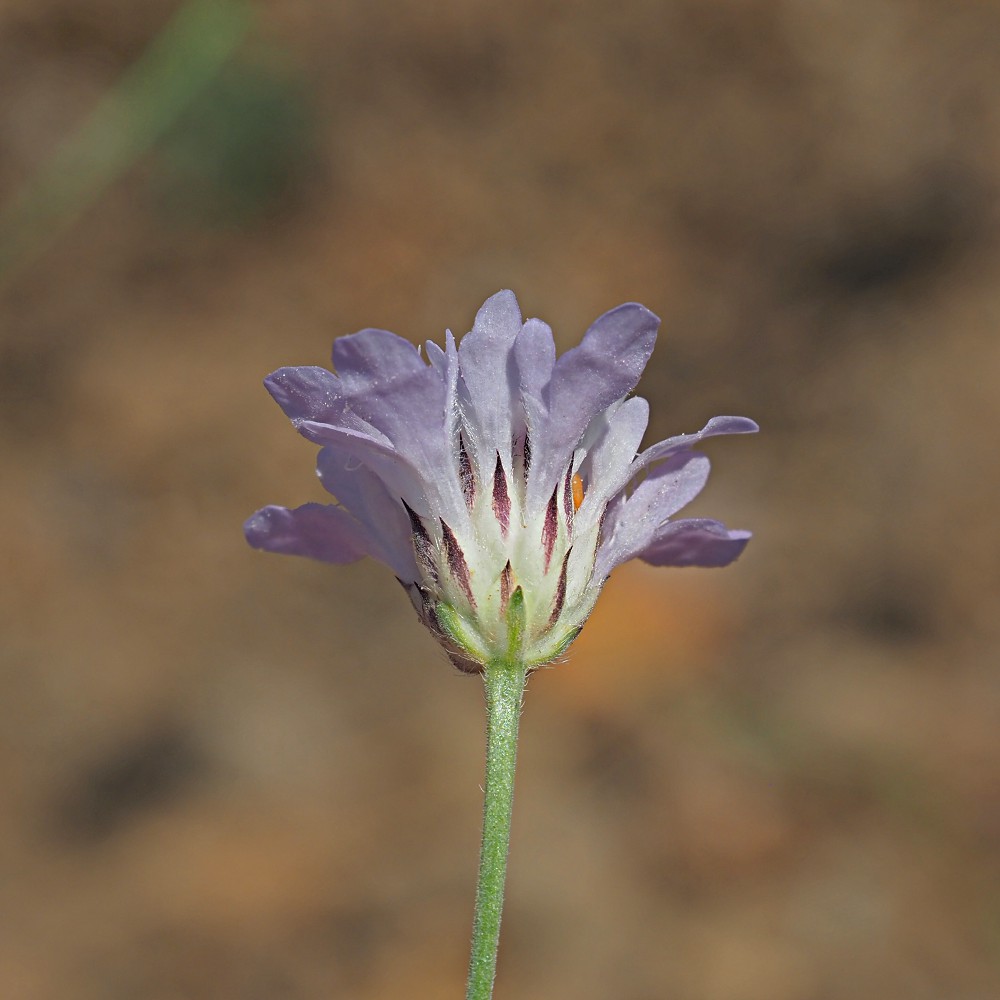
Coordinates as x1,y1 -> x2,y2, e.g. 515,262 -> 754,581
1,1 -> 998,997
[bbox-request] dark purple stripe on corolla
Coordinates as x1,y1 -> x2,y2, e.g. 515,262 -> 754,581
548,548 -> 572,626
459,436 -> 476,507
492,454 -> 511,536
500,560 -> 513,613
402,499 -> 438,584
562,465 -> 575,533
541,486 -> 559,571
440,519 -> 476,607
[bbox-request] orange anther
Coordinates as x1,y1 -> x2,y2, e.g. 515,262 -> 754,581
571,473 -> 585,511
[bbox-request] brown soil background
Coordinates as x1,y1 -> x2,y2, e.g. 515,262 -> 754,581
1,2 -> 998,998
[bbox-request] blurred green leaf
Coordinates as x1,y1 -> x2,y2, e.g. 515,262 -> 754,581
153,62 -> 315,223
0,0 -> 252,285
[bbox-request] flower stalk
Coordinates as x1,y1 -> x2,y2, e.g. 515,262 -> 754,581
466,656 -> 528,1000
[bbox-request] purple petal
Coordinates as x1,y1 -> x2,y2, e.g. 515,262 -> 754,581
526,303 -> 660,513
268,362 -> 466,526
425,329 -> 458,392
637,518 -> 751,568
425,328 -> 462,474
265,366 -> 385,438
332,328 -> 426,389
317,446 -> 420,582
244,503 -> 368,564
574,396 -> 650,528
457,291 -> 523,478
594,451 -> 711,578
353,367 -> 467,523
296,420 -> 436,522
515,317 -> 557,396
513,315 -> 557,460
336,364 -> 442,446
633,415 -> 759,474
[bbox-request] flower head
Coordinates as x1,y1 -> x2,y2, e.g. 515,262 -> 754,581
245,291 -> 756,671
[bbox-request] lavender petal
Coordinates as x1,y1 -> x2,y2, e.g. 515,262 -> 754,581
265,366 -> 386,440
526,303 -> 660,514
278,362 -> 464,526
594,451 -> 711,578
513,316 -> 557,455
244,503 -> 368,564
573,395 -> 649,529
351,366 -> 468,525
457,290 -> 523,478
331,328 -> 426,389
637,518 -> 752,568
317,446 -> 420,582
632,416 -> 759,475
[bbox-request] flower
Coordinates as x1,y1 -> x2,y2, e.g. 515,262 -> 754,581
245,291 -> 756,671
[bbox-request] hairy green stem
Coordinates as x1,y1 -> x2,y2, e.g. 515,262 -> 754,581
465,659 -> 528,1000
